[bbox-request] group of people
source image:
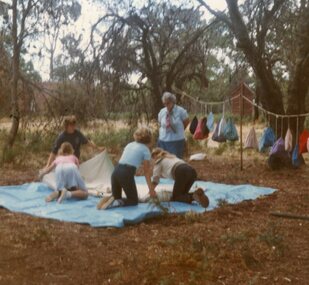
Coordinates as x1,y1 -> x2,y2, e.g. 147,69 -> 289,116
39,92 -> 209,210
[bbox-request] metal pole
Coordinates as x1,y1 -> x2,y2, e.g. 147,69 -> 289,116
240,83 -> 244,171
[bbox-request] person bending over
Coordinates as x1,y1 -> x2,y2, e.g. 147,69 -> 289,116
151,147 -> 209,208
97,127 -> 154,210
39,142 -> 88,203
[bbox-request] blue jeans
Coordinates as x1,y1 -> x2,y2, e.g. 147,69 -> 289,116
157,139 -> 185,158
111,164 -> 138,206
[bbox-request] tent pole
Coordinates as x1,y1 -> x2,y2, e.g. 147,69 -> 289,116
240,83 -> 244,171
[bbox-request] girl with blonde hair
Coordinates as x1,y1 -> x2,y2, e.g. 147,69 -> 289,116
39,142 -> 88,203
151,147 -> 209,207
97,127 -> 154,210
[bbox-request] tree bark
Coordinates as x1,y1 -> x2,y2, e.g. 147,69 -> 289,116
4,0 -> 20,156
286,2 -> 309,142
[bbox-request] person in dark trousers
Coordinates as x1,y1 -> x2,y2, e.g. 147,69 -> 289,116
151,148 -> 209,207
97,127 -> 154,210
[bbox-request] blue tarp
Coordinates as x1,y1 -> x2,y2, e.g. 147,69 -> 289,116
0,177 -> 276,228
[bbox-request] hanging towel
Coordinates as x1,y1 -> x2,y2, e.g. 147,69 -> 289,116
259,127 -> 276,152
189,116 -> 198,135
284,128 -> 293,152
244,127 -> 258,149
212,118 -> 226,142
193,117 -> 209,140
298,129 -> 309,154
223,118 -> 239,141
206,112 -> 214,132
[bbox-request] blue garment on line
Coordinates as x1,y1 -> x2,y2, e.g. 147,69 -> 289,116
0,177 -> 276,228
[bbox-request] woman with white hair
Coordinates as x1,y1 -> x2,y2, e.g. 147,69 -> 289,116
157,91 -> 190,158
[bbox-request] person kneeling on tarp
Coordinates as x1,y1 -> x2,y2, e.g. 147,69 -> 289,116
97,127 -> 155,210
39,142 -> 88,203
151,148 -> 209,208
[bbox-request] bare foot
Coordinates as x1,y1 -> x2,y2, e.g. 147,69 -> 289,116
45,191 -> 59,202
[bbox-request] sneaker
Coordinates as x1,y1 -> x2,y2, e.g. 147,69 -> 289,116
57,188 -> 68,203
193,188 -> 209,208
97,196 -> 115,210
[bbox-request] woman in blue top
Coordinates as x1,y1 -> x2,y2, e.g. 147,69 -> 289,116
158,92 -> 190,158
97,127 -> 155,210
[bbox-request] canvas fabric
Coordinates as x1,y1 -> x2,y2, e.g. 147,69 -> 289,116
244,127 -> 258,149
284,128 -> 293,152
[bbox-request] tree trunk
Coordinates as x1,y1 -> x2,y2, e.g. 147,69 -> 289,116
151,85 -> 163,119
286,2 -> 309,144
49,49 -> 54,81
3,0 -> 20,158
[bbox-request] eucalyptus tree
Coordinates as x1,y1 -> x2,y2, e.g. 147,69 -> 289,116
2,0 -> 80,155
197,0 -> 309,134
90,0 -> 217,117
41,0 -> 81,81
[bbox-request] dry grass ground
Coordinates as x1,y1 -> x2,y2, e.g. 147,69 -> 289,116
0,149 -> 308,285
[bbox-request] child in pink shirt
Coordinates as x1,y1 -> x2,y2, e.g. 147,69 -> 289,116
39,142 -> 88,203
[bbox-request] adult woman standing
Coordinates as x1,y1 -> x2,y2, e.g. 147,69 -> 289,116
158,92 -> 190,158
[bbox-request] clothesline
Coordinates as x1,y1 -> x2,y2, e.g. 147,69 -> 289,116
241,96 -> 309,119
176,88 -> 309,119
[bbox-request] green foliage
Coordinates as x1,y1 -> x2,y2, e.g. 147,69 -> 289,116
213,142 -> 228,155
88,128 -> 135,151
148,197 -> 169,215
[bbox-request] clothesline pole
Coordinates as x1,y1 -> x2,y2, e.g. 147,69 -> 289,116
240,83 -> 244,171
